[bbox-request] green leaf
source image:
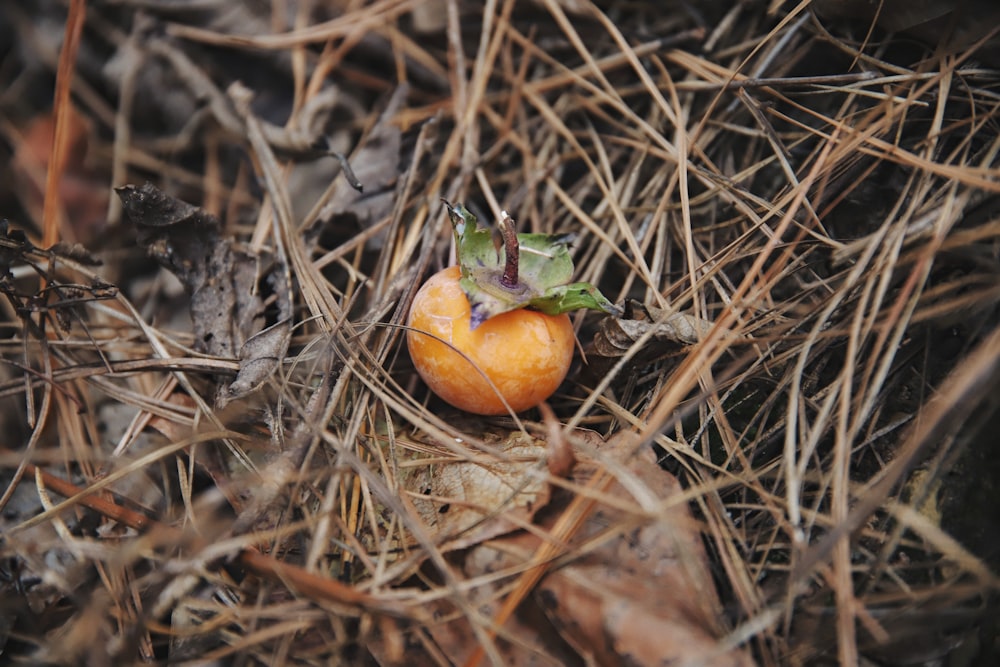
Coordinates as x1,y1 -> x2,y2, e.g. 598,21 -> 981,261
443,202 -> 621,328
530,283 -> 624,317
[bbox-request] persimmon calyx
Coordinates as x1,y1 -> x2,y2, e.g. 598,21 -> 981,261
442,201 -> 622,329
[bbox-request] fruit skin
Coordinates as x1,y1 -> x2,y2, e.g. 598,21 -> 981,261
407,266 -> 575,415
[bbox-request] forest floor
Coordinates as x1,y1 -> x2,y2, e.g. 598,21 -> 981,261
1,1 -> 999,665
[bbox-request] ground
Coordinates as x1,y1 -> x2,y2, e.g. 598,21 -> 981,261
1,2 -> 999,665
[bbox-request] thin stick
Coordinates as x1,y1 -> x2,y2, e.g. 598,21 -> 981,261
41,0 -> 87,247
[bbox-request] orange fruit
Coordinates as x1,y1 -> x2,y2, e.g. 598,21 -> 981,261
406,266 -> 575,415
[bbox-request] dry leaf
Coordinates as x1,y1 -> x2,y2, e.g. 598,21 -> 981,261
222,317 -> 291,405
587,299 -> 716,377
534,437 -> 751,666
315,85 -> 408,249
391,431 -> 752,666
449,434 -> 754,667
407,431 -> 551,551
12,108 -> 109,243
118,183 -> 264,359
383,551 -> 579,667
596,299 -> 713,351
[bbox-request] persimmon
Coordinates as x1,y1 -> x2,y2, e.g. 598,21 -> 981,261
406,202 -> 619,415
407,265 -> 575,415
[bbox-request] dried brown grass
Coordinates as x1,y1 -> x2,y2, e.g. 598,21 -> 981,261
1,1 -> 999,665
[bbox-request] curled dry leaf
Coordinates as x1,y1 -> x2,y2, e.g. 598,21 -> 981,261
221,318 -> 291,405
595,299 -> 714,352
117,183 -> 264,359
587,299 -> 716,377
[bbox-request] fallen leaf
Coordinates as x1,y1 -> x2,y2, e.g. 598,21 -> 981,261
586,299 -> 716,378
391,430 -> 753,666
406,431 -> 551,552
463,434 -> 753,667
382,553 -> 579,667
12,108 -> 109,244
315,85 -> 409,248
221,317 -> 291,405
117,183 -> 285,363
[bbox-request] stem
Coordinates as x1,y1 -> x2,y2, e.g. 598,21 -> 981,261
498,210 -> 519,288
443,199 -> 469,264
